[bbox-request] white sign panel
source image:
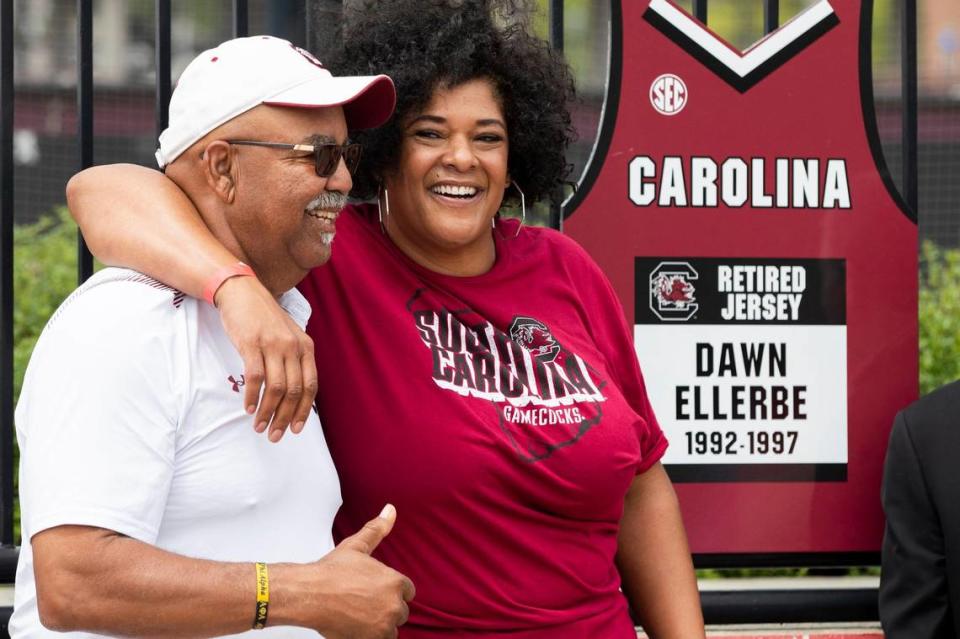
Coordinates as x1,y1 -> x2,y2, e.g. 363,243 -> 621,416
634,257 -> 848,482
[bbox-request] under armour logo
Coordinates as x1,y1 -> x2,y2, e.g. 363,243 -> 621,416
228,374 -> 246,393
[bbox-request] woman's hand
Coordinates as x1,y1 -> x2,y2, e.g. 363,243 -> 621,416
216,276 -> 318,441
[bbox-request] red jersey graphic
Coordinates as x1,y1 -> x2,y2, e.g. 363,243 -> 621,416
564,0 -> 917,558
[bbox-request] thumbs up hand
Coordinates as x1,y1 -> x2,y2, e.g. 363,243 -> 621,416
337,504 -> 401,555
272,505 -> 415,639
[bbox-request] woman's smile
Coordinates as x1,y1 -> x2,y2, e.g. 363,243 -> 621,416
428,182 -> 484,206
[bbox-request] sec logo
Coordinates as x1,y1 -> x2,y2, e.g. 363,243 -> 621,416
650,73 -> 687,115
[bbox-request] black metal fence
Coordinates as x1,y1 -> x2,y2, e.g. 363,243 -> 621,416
0,0 -> 14,575
0,0 -> 920,631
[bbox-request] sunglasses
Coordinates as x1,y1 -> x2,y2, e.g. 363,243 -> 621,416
226,140 -> 363,177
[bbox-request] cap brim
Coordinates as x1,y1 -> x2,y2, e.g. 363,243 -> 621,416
264,74 -> 396,130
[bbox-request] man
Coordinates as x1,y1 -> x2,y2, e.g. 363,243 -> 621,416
880,380 -> 960,638
11,36 -> 413,638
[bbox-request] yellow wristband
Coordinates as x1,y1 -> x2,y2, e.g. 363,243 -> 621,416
253,562 -> 269,630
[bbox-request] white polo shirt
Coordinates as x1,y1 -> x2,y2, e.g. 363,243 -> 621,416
11,268 -> 341,638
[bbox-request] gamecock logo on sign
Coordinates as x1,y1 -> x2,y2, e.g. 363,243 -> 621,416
650,262 -> 699,321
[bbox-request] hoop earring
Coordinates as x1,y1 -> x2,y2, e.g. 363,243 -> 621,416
512,181 -> 526,238
377,185 -> 390,234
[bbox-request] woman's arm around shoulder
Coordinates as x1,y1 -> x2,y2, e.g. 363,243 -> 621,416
67,163 -> 232,295
66,163 -> 316,441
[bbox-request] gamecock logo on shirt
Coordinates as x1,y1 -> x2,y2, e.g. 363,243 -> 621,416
509,317 -> 560,363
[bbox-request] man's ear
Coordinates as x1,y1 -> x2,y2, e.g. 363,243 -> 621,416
199,141 -> 237,204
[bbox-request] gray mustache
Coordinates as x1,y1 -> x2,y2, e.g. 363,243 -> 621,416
308,191 -> 348,211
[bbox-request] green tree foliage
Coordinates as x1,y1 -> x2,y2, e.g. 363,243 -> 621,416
919,241 -> 960,395
12,208 -> 83,542
13,208 -> 80,406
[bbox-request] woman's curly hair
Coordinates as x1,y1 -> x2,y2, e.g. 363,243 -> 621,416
325,0 -> 576,203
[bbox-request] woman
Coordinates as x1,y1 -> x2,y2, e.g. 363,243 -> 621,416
68,0 -> 705,636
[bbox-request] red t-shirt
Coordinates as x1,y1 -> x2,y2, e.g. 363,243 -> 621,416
298,204 -> 668,638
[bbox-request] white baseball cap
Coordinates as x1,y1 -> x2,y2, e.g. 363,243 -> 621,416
155,35 -> 396,168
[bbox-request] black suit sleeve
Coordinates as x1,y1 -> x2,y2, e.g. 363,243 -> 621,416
879,410 -> 953,639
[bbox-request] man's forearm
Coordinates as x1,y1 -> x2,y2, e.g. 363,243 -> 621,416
33,511 -> 413,639
616,464 -> 705,639
33,526 -> 288,638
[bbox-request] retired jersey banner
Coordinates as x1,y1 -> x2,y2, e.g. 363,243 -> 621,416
635,257 -> 847,482
564,0 -> 917,557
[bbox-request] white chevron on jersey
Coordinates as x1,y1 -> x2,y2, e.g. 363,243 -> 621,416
647,0 -> 837,78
